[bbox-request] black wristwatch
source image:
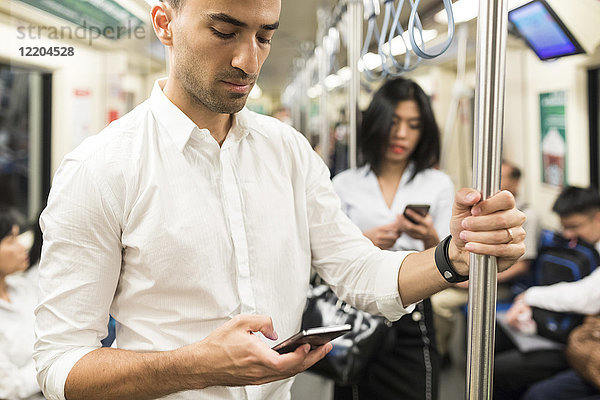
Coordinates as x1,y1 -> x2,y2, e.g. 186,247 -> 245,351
435,235 -> 469,283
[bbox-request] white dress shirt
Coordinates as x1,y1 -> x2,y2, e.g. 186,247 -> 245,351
0,274 -> 44,400
332,165 -> 454,251
34,79 -> 413,400
524,242 -> 600,315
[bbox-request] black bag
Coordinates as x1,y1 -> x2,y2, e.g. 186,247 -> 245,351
301,283 -> 392,386
531,307 -> 585,343
530,230 -> 599,343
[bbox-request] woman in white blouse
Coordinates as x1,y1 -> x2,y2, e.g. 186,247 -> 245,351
332,78 -> 454,400
0,207 -> 43,400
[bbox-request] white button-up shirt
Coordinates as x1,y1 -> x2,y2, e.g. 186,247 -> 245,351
332,165 -> 454,251
34,79 -> 413,400
524,242 -> 600,315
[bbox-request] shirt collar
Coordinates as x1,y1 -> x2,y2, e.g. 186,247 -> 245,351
226,106 -> 269,145
149,79 -> 267,152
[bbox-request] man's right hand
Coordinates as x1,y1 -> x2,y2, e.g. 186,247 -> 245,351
176,315 -> 332,388
363,222 -> 401,249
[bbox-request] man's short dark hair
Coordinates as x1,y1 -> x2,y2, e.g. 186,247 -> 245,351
552,186 -> 600,217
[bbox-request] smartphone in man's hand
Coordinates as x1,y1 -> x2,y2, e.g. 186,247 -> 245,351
271,324 -> 352,354
403,204 -> 431,224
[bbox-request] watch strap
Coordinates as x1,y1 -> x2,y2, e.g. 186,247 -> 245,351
435,235 -> 469,283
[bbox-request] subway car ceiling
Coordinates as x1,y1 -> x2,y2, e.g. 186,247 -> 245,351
0,0 -> 599,226
1,0 -> 599,97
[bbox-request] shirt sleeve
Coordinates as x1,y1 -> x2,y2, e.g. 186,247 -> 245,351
524,268 -> 600,315
299,137 -> 415,321
34,158 -> 123,400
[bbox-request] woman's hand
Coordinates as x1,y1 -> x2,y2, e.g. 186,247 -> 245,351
363,222 -> 402,250
396,211 -> 440,249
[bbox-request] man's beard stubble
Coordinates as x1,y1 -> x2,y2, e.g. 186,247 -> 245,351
175,45 -> 257,115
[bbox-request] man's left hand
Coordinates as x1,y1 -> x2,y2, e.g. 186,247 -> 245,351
447,189 -> 526,276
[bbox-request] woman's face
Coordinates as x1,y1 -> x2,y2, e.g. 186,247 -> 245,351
384,100 -> 422,164
0,225 -> 29,277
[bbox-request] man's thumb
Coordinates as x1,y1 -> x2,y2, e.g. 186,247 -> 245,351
454,188 -> 481,212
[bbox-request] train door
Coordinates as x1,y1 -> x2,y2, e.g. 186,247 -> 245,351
0,63 -> 52,220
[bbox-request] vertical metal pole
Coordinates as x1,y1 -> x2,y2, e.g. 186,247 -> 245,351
291,58 -> 303,129
347,0 -> 362,169
467,0 -> 508,399
29,73 -> 42,219
318,45 -> 330,161
302,58 -> 312,134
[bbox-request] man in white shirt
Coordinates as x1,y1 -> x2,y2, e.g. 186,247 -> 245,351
506,185 -> 600,322
33,1 -> 526,399
495,186 -> 600,400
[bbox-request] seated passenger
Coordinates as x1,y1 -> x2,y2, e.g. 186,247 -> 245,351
522,368 -> 600,400
0,206 -> 43,399
494,186 -> 600,400
518,271 -> 600,400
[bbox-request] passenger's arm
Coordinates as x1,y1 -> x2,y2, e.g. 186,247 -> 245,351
63,315 -> 331,400
523,268 -> 600,314
35,159 -> 124,400
397,189 -> 526,306
302,131 -> 525,317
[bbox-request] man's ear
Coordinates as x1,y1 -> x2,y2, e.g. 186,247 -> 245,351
152,2 -> 174,46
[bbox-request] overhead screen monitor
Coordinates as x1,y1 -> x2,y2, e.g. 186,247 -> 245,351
508,0 -> 585,60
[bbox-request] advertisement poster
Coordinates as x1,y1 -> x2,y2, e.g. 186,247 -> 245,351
540,91 -> 567,187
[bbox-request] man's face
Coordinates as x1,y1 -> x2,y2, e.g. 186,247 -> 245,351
169,0 -> 280,114
560,210 -> 600,244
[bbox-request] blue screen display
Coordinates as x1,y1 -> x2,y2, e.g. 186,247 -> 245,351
509,1 -> 578,59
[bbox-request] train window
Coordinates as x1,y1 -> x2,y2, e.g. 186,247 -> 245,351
0,64 -> 51,219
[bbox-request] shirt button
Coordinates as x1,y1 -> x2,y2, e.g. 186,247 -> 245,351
412,311 -> 423,322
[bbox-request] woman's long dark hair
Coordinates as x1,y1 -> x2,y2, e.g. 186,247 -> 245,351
359,77 -> 440,182
0,206 -> 18,241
